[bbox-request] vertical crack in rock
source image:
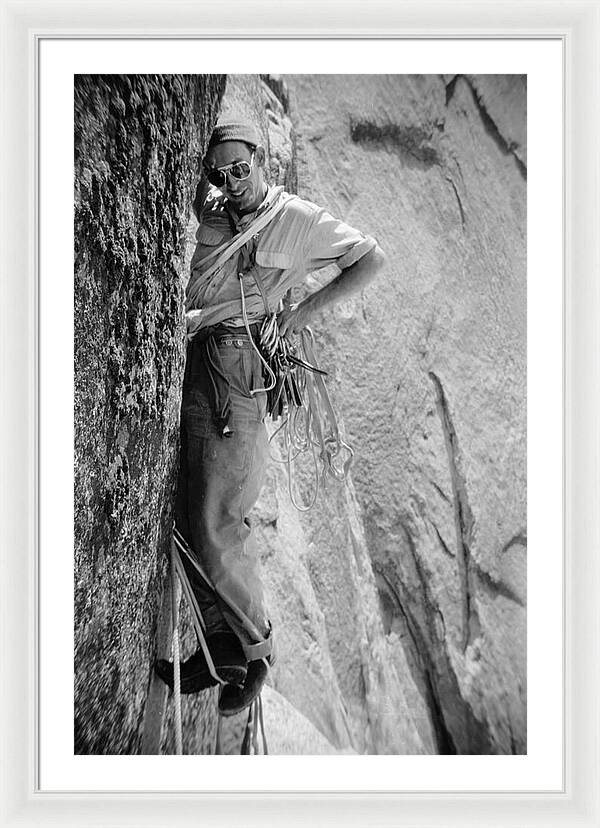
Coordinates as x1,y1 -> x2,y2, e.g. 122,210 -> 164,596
259,75 -> 298,193
444,74 -> 459,106
374,523 -> 493,755
431,521 -> 456,559
507,713 -> 518,755
430,480 -> 451,505
260,74 -> 291,113
422,669 -> 456,755
445,175 -> 466,229
374,566 -> 457,754
460,75 -> 527,180
428,372 -> 480,652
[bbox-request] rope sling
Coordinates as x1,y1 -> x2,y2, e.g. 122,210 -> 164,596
169,540 -> 183,755
164,194 -> 352,753
168,527 -> 269,754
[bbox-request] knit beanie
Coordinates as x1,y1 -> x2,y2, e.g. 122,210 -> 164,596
208,121 -> 262,149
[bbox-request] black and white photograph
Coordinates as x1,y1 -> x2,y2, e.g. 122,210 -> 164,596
6,0 -> 600,821
73,72 -> 527,757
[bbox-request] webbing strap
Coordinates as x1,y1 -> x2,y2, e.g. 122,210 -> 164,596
186,191 -> 292,312
172,527 -> 271,651
244,262 -> 271,318
242,638 -> 273,661
171,535 -> 225,686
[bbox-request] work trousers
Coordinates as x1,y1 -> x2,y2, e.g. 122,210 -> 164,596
174,328 -> 273,661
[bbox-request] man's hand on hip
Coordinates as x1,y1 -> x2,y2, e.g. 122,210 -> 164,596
277,302 -> 311,338
277,243 -> 387,337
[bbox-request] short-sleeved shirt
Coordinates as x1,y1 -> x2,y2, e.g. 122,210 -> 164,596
188,186 -> 376,330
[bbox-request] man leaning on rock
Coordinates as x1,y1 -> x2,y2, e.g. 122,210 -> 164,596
155,118 -> 387,717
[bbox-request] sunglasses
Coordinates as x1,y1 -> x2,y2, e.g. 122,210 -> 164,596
203,151 -> 255,188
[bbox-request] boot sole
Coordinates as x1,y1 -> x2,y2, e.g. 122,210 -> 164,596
155,661 -> 247,694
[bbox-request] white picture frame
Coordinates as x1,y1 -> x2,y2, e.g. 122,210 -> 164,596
1,0 -> 598,825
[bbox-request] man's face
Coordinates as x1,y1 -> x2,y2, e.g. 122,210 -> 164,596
204,140 -> 266,215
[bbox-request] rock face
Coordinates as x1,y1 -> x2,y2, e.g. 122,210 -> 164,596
218,685 -> 357,755
281,74 -> 527,754
74,73 -> 526,756
74,74 -> 225,754
207,74 -> 526,755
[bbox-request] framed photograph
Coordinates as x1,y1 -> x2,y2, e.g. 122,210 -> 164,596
1,1 -> 598,826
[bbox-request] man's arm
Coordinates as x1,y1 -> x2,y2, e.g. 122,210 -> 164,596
277,243 -> 388,337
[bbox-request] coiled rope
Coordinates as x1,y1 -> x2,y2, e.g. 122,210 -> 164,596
274,327 -> 354,511
238,273 -> 354,512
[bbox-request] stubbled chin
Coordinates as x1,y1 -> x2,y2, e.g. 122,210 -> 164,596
232,196 -> 258,215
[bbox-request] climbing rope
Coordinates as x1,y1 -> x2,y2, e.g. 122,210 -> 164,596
257,693 -> 268,754
214,703 -> 224,754
238,271 -> 354,512
240,695 -> 269,755
167,528 -> 273,756
238,272 -> 277,396
265,326 -> 354,511
169,539 -> 183,755
171,529 -> 228,687
161,531 -> 229,755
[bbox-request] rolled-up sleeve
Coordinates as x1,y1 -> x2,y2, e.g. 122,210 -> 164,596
302,207 -> 377,272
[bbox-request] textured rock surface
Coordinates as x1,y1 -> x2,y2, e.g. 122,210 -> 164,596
167,75 -> 430,756
181,73 -> 526,756
218,685 -> 357,755
283,74 -> 527,754
74,73 -> 526,756
74,74 -> 225,754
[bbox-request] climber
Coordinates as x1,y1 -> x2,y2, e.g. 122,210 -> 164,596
155,118 -> 387,716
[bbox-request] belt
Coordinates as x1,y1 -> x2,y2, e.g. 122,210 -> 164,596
193,322 -> 260,344
214,322 -> 260,349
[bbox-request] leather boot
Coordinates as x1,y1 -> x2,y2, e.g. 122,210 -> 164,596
217,658 -> 268,717
155,631 -> 247,694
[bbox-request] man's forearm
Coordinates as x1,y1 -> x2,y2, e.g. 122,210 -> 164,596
279,243 -> 387,335
303,244 -> 386,317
